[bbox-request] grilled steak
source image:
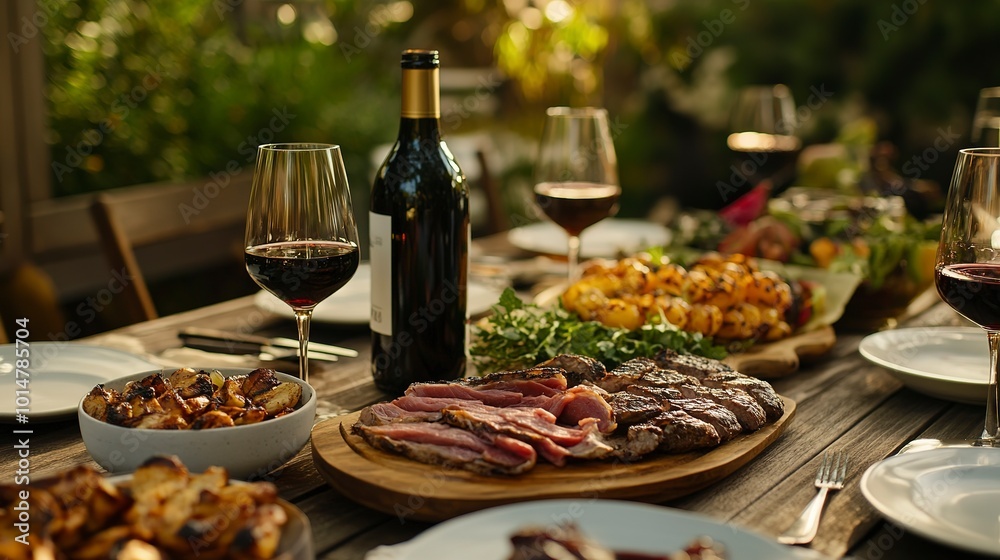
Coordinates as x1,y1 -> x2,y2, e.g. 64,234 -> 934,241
654,349 -> 733,379
536,354 -> 607,386
597,358 -> 699,394
627,409 -> 722,453
677,385 -> 766,431
656,349 -> 784,422
702,372 -> 784,421
596,358 -> 660,392
606,392 -> 661,426
354,422 -> 536,476
625,386 -> 740,441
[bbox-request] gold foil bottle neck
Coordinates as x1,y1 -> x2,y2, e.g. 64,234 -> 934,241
401,68 -> 440,119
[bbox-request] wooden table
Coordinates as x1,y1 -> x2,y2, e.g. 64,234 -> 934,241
2,275 -> 994,559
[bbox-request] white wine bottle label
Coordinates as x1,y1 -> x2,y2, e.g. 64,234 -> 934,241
369,211 -> 392,335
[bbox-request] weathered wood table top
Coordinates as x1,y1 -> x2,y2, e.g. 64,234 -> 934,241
2,248 -> 994,559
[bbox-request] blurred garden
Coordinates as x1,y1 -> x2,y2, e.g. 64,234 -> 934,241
44,0 -> 1000,211
18,0 -> 1000,333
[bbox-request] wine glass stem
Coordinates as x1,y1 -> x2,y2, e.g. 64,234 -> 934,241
294,309 -> 312,384
567,234 -> 581,281
986,332 -> 1000,442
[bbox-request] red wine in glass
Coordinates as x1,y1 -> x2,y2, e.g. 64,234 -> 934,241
246,241 -> 360,309
534,181 -> 621,237
933,147 -> 1000,446
244,143 -> 360,383
936,263 -> 1000,330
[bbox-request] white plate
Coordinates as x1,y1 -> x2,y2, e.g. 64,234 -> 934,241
0,342 -> 160,422
861,447 -> 1000,556
858,327 -> 987,405
254,263 -> 503,325
366,499 -> 829,560
507,219 -> 671,258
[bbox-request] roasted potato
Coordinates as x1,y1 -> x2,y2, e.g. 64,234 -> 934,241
83,369 -> 301,431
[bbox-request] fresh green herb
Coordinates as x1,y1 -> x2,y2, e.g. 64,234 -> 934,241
470,288 -> 727,374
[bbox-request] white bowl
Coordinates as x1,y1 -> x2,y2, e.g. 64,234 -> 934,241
78,367 -> 316,480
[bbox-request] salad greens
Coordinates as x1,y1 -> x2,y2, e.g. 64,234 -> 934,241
470,288 -> 726,374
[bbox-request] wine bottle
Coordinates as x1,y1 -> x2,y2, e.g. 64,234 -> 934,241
370,49 -> 470,394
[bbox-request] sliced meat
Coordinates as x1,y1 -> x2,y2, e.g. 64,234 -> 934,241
441,407 -> 572,465
606,392 -> 661,426
703,372 -> 784,422
499,407 -> 596,447
625,384 -> 683,401
625,386 -> 740,441
404,383 -> 523,407
463,368 -> 568,396
391,395 -> 488,413
665,398 -> 741,441
653,349 -> 733,380
358,402 -> 442,426
677,385 -> 766,431
535,354 -> 607,387
354,422 -> 536,476
634,368 -> 701,389
613,425 -> 661,461
646,410 -> 721,452
520,386 -> 617,434
596,358 -> 660,392
508,524 -> 617,560
441,406 -> 613,465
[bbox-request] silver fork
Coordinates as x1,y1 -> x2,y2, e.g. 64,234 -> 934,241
778,451 -> 849,545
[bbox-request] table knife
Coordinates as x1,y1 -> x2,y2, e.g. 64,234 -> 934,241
181,338 -> 339,362
179,327 -> 359,358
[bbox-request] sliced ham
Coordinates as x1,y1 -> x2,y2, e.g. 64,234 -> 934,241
391,395 -> 487,413
463,367 -> 568,396
359,402 -> 442,425
441,406 -> 573,465
354,422 -> 536,475
404,383 -> 523,407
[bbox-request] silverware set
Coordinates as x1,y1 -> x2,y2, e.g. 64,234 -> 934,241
178,327 -> 357,363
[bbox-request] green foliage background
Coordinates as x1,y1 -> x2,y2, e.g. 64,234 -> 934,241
42,0 -> 1000,216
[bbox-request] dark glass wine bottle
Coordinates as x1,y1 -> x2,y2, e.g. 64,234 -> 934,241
369,49 -> 470,395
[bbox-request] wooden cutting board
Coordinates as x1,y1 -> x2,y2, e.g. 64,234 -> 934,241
311,396 -> 795,522
724,326 -> 836,379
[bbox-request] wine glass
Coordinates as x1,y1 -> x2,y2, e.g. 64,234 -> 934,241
727,85 -> 801,194
245,143 -> 360,383
935,147 -> 1000,446
533,107 -> 620,281
971,87 -> 1000,147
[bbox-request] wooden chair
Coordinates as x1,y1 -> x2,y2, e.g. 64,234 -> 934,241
89,194 -> 158,324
